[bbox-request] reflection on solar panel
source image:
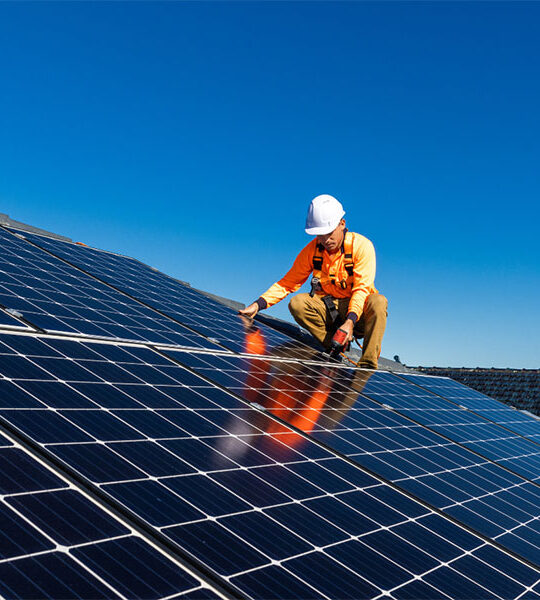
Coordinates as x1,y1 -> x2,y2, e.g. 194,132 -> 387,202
0,430 -> 216,599
2,332 -> 540,598
0,228 -> 218,350
1,222 -> 540,599
402,373 -> 540,444
162,350 -> 540,570
19,230 -> 314,359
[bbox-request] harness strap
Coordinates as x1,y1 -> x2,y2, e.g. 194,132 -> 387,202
343,232 -> 354,278
312,243 -> 324,275
322,295 -> 340,324
311,233 -> 354,290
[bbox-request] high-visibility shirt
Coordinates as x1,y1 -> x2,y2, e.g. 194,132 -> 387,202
257,231 -> 377,322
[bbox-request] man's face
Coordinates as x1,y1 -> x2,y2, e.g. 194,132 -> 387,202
317,219 -> 346,253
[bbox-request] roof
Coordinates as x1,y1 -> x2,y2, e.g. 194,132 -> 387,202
416,366 -> 540,416
0,212 -> 72,241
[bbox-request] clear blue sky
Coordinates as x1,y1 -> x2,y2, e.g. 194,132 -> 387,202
1,2 -> 538,368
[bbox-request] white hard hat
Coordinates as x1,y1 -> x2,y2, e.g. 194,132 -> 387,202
305,194 -> 345,235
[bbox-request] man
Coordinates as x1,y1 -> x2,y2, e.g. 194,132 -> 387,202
239,194 -> 388,369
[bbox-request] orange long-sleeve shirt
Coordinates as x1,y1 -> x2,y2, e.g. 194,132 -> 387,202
257,232 -> 378,321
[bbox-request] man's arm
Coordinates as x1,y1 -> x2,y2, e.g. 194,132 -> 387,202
238,241 -> 315,318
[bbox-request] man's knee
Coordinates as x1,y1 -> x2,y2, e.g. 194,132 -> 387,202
288,293 -> 309,319
365,294 -> 388,316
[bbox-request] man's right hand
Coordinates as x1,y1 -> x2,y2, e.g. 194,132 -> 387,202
238,302 -> 259,319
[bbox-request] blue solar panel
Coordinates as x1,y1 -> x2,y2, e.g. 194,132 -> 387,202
0,331 -> 538,599
163,350 -> 540,569
0,434 -> 215,599
402,372 -> 540,443
0,335 -> 540,598
0,227 -> 220,350
354,371 -> 540,484
19,229 -> 317,359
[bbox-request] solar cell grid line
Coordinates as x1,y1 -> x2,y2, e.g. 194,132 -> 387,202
400,373 -> 540,444
18,228 -> 317,359
0,227 -> 221,350
0,428 -> 221,600
161,349 -> 540,568
1,335 -> 540,598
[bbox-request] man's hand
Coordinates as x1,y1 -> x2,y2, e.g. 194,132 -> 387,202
339,318 -> 355,345
238,302 -> 259,319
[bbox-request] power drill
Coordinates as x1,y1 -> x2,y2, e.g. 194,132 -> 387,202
329,327 -> 350,359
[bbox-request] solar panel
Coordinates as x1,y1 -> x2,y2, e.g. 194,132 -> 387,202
162,350 -> 540,568
17,229 -> 317,359
0,430 -> 218,599
1,330 -> 538,599
0,227 -> 220,350
354,371 -> 540,484
402,372 -> 540,443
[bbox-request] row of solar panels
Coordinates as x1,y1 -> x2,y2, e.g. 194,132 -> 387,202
0,226 -> 309,358
0,225 -> 539,598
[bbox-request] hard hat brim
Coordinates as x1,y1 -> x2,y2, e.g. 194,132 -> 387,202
305,224 -> 338,235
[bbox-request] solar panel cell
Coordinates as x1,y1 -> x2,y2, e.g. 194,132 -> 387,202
230,564 -> 326,600
0,502 -> 54,559
49,442 -> 147,482
6,489 -> 128,545
163,474 -> 252,517
167,520 -> 269,576
103,479 -> 206,527
0,380 -> 45,408
1,410 -> 93,444
283,552 -> 379,599
0,447 -> 66,494
108,440 -> 197,476
423,567 -> 497,599
16,381 -> 95,408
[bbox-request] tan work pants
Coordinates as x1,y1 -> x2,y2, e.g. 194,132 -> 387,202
288,293 -> 388,368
